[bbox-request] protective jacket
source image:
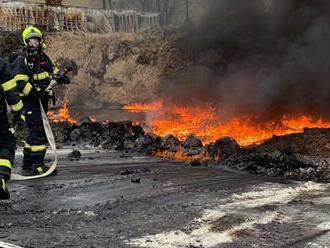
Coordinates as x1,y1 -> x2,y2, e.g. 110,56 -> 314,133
0,58 -> 23,181
12,50 -> 59,169
13,51 -> 59,95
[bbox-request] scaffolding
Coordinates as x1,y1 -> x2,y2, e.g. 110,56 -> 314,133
113,10 -> 160,33
137,12 -> 160,32
0,1 -> 160,33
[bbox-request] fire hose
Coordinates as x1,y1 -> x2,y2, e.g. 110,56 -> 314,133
9,68 -> 72,181
10,99 -> 57,181
10,68 -> 71,181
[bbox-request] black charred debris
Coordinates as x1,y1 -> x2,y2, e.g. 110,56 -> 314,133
16,120 -> 330,182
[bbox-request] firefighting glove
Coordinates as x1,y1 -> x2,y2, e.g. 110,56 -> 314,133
47,89 -> 56,105
29,87 -> 53,99
38,88 -> 56,105
13,111 -> 25,132
29,86 -> 44,97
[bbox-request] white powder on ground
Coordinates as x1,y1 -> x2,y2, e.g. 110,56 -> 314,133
126,182 -> 328,248
0,241 -> 23,248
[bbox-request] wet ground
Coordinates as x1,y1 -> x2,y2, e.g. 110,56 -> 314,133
0,148 -> 330,248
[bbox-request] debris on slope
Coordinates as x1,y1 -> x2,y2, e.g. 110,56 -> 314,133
255,128 -> 330,156
216,129 -> 330,181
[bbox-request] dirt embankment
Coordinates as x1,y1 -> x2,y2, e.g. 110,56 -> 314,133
0,30 -> 189,107
44,31 -> 189,112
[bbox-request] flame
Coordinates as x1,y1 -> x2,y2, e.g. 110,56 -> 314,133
153,145 -> 210,162
47,102 -> 77,124
89,116 -> 97,123
123,100 -> 330,146
102,120 -> 110,125
133,120 -> 141,126
123,100 -> 163,113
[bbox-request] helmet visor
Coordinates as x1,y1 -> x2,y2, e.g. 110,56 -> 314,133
27,38 -> 40,48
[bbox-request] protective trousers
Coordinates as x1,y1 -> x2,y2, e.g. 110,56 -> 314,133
0,112 -> 16,181
22,97 -> 48,169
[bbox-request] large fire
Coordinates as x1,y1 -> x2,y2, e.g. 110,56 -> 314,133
123,100 -> 330,146
47,100 -> 330,147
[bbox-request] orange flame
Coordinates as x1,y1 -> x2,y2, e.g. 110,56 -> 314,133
123,100 -> 163,113
89,116 -> 97,123
153,145 -> 210,162
47,102 -> 77,124
102,120 -> 110,125
123,100 -> 330,146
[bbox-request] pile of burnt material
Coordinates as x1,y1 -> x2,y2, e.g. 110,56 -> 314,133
219,147 -> 330,182
206,129 -> 330,182
210,129 -> 330,182
49,120 -> 206,156
51,120 -> 146,150
16,120 -> 330,182
55,123 -> 330,182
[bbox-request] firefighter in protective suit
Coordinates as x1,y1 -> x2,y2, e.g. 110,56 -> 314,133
12,26 -> 70,176
0,58 -> 25,200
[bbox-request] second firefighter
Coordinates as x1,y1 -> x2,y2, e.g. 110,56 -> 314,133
12,26 -> 70,176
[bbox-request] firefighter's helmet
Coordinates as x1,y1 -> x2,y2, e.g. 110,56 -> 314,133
22,26 -> 43,48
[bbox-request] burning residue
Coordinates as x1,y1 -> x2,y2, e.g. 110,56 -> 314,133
48,104 -> 104,124
89,117 -> 98,123
123,100 -> 330,146
47,102 -> 77,124
152,144 -> 209,162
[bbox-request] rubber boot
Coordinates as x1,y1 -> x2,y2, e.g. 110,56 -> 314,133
22,148 -> 33,175
34,163 -> 57,176
0,175 -> 9,200
31,150 -> 57,176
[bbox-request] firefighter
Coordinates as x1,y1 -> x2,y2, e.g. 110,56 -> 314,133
0,58 -> 25,200
12,26 -> 70,176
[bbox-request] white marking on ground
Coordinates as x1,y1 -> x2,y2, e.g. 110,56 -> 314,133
84,211 -> 98,217
317,222 -> 330,231
226,181 -> 326,209
126,182 -> 328,248
0,241 -> 23,248
306,243 -> 322,248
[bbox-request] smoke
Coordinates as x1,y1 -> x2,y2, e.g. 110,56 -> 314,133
159,0 -> 330,122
